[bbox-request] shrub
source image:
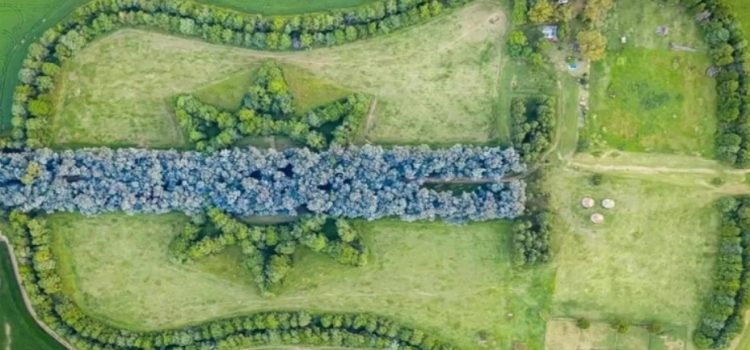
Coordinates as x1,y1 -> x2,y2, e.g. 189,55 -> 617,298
576,318 -> 591,330
590,173 -> 604,186
612,319 -> 630,334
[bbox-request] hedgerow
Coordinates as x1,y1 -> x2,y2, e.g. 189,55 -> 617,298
679,0 -> 750,166
0,145 -> 526,222
6,211 -> 459,350
175,62 -> 371,151
169,209 -> 368,294
694,196 -> 750,348
9,0 -> 471,148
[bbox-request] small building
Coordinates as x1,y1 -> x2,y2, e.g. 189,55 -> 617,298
542,25 -> 559,42
602,199 -> 616,209
558,0 -> 569,4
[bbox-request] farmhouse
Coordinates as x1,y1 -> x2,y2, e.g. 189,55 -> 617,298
542,25 -> 559,41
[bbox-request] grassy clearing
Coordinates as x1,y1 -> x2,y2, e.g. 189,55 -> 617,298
196,0 -> 377,15
0,0 -> 90,132
546,167 -> 720,331
50,213 -> 554,350
194,64 -> 352,114
0,242 -> 65,350
51,0 -> 507,148
583,0 -> 716,156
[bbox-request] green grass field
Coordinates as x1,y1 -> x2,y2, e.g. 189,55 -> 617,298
583,0 -> 716,156
546,167 -> 720,331
196,0 -> 377,15
0,242 -> 65,350
50,0 -> 508,148
50,213 -> 554,350
0,0 -> 91,133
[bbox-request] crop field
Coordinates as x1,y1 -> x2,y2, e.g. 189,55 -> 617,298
195,0 -> 378,15
0,242 -> 65,350
545,166 -> 720,332
583,0 -> 716,156
50,213 -> 554,350
0,0 -> 91,132
51,0 -> 508,148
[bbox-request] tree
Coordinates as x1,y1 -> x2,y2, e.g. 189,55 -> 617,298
577,30 -> 607,61
507,30 -> 530,57
583,0 -> 614,26
528,0 -> 554,24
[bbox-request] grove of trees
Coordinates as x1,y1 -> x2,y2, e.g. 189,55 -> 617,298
169,209 -> 368,294
510,96 -> 556,164
175,62 -> 370,152
0,145 -> 526,222
5,0 -> 471,149
6,211 -> 459,350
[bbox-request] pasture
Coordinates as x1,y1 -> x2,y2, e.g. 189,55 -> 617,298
0,241 -> 65,350
546,166 -> 720,334
583,0 -> 716,156
50,0 -> 508,148
50,213 -> 555,350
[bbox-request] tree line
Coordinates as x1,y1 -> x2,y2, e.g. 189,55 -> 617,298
175,62 -> 370,152
3,0 -> 471,149
678,0 -> 750,166
0,146 -> 526,222
694,196 -> 750,348
511,171 -> 551,266
5,211 -> 459,350
170,209 -> 368,294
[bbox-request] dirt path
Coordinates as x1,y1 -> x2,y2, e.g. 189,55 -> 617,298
362,98 -> 378,142
566,160 -> 750,176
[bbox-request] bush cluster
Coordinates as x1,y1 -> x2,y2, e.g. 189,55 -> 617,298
175,62 -> 370,152
170,209 -> 367,294
6,211 -> 458,350
0,145 -> 526,222
679,0 -> 750,166
510,96 -> 556,164
9,0 -> 469,148
694,196 -> 750,348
